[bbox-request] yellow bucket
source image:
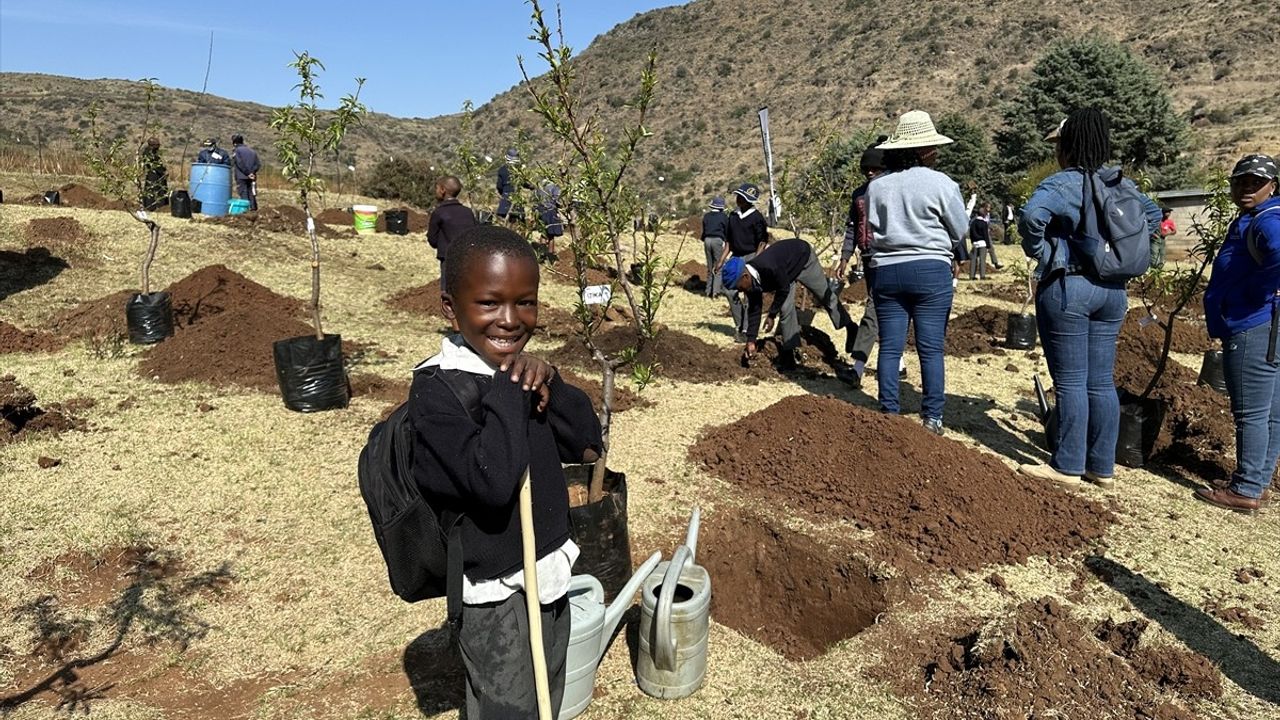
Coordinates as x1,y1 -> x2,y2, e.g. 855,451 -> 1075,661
352,204 -> 378,234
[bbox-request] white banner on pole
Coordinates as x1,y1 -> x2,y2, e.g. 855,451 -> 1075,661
758,106 -> 782,227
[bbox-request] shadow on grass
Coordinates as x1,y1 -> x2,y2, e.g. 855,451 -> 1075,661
1087,555 -> 1280,705
403,625 -> 465,716
0,547 -> 233,713
0,247 -> 69,303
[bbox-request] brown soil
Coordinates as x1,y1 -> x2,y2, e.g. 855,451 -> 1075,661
978,280 -> 1032,306
876,598 -> 1212,720
22,183 -> 128,210
556,368 -> 651,414
548,326 -> 772,384
137,308 -> 312,392
545,250 -> 612,286
0,321 -> 66,353
24,216 -> 87,245
690,395 -> 1110,573
841,280 -> 869,304
206,206 -> 356,239
1119,307 -> 1215,362
699,509 -> 888,661
385,280 -> 443,317
944,305 -> 1011,358
1113,344 -> 1234,480
0,375 -> 85,443
52,264 -> 304,340
316,207 -> 430,233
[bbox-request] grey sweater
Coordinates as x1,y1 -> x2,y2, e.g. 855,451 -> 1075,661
865,166 -> 968,268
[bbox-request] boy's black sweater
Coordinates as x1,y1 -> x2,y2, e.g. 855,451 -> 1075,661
702,210 -> 730,240
744,238 -> 813,340
409,367 -> 602,583
726,209 -> 768,257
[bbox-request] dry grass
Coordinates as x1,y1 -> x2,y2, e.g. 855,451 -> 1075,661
1,201 -> 1278,719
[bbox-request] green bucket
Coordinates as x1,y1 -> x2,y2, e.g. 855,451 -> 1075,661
352,204 -> 378,234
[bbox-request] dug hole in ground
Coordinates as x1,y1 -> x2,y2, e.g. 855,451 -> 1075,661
0,194 -> 1277,719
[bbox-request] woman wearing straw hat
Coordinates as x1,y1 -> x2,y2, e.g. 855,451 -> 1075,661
865,111 -> 969,435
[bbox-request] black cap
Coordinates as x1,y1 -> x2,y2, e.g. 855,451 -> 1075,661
231,133 -> 244,144
1231,154 -> 1278,182
860,135 -> 889,170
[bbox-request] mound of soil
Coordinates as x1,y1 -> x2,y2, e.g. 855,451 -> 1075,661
877,598 -> 1213,720
316,207 -> 430,233
548,326 -> 771,384
138,306 -> 314,391
557,368 -> 650,414
944,305 -> 1010,357
385,280 -> 443,317
1113,344 -> 1234,480
22,183 -> 128,210
1,375 -> 85,443
545,250 -> 612,287
0,321 -> 66,353
690,395 -> 1110,573
841,280 -> 869,304
24,217 -> 87,245
977,280 -> 1032,306
52,265 -> 304,340
1119,308 -> 1215,361
207,206 -> 355,239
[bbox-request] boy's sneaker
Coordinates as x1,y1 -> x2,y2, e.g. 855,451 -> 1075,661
1083,471 -> 1115,489
1018,463 -> 1084,488
922,417 -> 944,436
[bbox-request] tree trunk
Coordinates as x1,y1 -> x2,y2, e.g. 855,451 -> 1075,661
302,199 -> 324,339
139,219 -> 160,295
588,362 -> 615,503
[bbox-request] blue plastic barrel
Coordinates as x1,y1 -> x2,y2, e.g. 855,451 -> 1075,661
189,163 -> 232,216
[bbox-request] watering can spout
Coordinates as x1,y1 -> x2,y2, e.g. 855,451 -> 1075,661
600,551 -> 662,657
685,506 -> 701,560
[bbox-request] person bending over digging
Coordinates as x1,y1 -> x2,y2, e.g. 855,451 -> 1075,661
721,237 -> 854,371
410,225 -> 603,718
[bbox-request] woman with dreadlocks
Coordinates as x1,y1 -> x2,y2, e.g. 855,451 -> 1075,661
1016,108 -> 1161,490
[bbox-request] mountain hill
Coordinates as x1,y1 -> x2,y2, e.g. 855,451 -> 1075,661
3,0 -> 1277,212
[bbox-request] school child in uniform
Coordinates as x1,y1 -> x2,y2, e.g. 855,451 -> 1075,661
716,183 -> 770,336
426,175 -> 478,293
410,225 -> 603,718
701,196 -> 730,297
721,237 -> 854,370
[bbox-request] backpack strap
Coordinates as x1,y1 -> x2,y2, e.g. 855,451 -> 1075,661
437,369 -> 484,424
1246,206 -> 1280,266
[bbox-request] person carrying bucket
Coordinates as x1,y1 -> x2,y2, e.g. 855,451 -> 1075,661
231,134 -> 261,211
410,225 -> 603,717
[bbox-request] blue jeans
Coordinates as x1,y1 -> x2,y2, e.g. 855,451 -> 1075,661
873,259 -> 953,421
1036,275 -> 1127,476
1222,321 -> 1280,499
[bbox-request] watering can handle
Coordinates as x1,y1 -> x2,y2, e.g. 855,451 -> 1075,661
655,545 -> 692,672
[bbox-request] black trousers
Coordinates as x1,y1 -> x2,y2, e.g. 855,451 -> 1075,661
458,592 -> 570,719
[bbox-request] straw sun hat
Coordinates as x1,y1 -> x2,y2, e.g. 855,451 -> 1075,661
877,111 -> 953,150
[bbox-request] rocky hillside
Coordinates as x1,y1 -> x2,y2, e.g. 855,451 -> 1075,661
3,0 -> 1277,210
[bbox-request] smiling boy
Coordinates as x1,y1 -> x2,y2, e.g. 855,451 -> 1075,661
409,225 -> 602,717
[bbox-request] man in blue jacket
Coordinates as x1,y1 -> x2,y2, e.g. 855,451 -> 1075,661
230,134 -> 261,210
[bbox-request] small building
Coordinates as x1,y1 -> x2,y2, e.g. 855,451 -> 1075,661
1153,188 -> 1210,257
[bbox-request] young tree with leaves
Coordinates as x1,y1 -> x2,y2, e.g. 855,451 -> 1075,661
269,52 -> 366,340
519,0 -> 672,503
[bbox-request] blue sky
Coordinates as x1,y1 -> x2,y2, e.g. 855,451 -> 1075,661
0,0 -> 684,119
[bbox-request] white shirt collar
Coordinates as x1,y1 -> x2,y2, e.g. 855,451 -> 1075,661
745,264 -> 761,283
415,334 -> 496,376
736,207 -> 757,219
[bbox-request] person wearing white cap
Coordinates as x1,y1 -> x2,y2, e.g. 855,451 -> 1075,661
865,111 -> 969,435
1196,153 -> 1280,515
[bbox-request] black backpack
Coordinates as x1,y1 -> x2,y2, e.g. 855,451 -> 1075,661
1071,169 -> 1153,282
357,369 -> 480,618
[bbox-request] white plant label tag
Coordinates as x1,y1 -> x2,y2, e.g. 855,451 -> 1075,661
306,217 -> 316,233
582,285 -> 612,306
135,211 -> 149,221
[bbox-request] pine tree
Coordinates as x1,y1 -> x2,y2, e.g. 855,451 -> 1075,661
994,38 -> 1191,190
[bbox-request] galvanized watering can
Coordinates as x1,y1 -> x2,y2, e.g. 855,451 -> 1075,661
559,551 -> 663,720
636,507 -> 710,699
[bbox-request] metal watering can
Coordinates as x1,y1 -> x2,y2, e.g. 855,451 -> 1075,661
636,507 -> 710,699
559,550 -> 663,720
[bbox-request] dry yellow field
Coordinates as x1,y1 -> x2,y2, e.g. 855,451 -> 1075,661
1,176 -> 1277,719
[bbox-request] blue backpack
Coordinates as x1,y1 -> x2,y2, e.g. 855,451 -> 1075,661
1071,168 -> 1152,282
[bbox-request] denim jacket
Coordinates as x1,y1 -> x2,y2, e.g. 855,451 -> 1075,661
1204,197 -> 1280,339
1019,166 -> 1161,279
